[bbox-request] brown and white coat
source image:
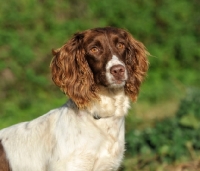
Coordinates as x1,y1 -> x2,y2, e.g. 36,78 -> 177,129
0,27 -> 149,171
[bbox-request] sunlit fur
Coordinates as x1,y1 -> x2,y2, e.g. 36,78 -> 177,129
51,27 -> 149,108
51,36 -> 99,108
124,31 -> 149,101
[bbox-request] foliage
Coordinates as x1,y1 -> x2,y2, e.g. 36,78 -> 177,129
0,0 -> 200,170
125,88 -> 200,168
0,0 -> 199,109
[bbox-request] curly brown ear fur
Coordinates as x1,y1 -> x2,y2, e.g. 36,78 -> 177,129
124,32 -> 149,101
50,33 -> 99,108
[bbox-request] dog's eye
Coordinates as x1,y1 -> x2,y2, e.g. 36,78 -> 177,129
116,43 -> 125,49
90,47 -> 99,53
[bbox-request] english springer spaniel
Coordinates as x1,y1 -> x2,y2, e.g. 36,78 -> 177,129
0,27 -> 149,171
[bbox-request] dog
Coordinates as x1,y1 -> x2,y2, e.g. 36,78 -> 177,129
0,27 -> 149,171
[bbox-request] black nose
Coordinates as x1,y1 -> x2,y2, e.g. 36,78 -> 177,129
110,64 -> 125,77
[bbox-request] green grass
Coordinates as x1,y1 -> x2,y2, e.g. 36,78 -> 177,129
0,91 -> 67,129
122,89 -> 200,171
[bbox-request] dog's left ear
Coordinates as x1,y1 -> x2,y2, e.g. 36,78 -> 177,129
124,31 -> 149,101
50,32 -> 99,108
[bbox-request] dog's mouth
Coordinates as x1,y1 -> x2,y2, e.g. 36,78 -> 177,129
108,79 -> 126,88
114,78 -> 126,84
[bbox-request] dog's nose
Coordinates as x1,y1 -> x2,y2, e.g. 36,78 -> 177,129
110,64 -> 125,77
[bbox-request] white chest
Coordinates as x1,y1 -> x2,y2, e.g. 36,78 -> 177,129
55,115 -> 126,171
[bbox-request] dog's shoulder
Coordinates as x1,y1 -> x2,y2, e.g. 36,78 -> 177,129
0,103 -> 69,139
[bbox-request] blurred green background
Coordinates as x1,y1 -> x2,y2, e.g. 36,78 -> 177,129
0,0 -> 200,170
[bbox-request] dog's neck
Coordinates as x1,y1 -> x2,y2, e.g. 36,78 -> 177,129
85,87 -> 130,119
67,87 -> 130,119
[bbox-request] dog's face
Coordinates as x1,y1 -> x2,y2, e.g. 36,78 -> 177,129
83,28 -> 128,89
51,27 -> 149,108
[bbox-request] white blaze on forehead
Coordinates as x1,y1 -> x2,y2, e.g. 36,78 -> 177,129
112,55 -> 118,60
106,55 -> 124,70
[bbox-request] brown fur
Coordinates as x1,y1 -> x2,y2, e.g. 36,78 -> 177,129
50,27 -> 149,108
51,34 -> 99,108
0,140 -> 11,171
124,31 -> 149,101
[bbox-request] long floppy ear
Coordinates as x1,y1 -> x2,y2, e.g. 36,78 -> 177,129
50,33 -> 99,108
124,31 -> 149,102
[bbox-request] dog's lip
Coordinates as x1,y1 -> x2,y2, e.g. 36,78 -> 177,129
111,78 -> 126,84
108,79 -> 126,87
115,80 -> 126,84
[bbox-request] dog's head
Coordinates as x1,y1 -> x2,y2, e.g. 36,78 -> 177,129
51,27 -> 149,108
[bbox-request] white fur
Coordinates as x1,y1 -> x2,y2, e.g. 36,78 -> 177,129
0,89 -> 130,171
106,55 -> 128,88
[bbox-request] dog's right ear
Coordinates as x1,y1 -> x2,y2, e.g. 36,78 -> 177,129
50,32 -> 99,108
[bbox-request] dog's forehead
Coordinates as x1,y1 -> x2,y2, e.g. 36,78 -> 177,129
83,28 -> 126,44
